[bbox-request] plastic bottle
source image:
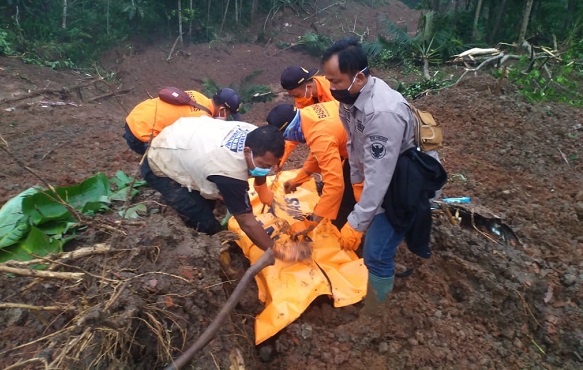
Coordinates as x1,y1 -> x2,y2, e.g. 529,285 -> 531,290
442,196 -> 471,203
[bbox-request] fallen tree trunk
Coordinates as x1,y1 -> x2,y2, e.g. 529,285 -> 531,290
0,78 -> 104,105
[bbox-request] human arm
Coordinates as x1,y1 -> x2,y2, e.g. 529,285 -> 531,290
278,141 -> 299,168
233,212 -> 274,251
309,138 -> 344,220
253,176 -> 273,206
210,175 -> 274,251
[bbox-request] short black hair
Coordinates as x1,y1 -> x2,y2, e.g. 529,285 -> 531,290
245,125 -> 285,158
321,38 -> 369,76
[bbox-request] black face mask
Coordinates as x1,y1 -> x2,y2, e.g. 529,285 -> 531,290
331,89 -> 360,105
330,67 -> 367,105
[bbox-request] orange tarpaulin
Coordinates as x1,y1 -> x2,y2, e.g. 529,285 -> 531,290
229,171 -> 367,345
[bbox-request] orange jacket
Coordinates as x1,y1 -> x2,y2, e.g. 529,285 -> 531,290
295,100 -> 347,220
126,91 -> 214,142
294,76 -> 335,109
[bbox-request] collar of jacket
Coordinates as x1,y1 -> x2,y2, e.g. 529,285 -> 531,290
340,76 -> 375,112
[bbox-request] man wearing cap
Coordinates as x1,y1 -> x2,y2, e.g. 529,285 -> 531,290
257,100 -> 358,235
278,66 -> 336,167
280,66 -> 335,109
142,116 -> 285,249
124,88 -> 242,155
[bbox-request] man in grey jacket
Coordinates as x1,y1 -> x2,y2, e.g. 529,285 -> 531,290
322,38 -> 417,315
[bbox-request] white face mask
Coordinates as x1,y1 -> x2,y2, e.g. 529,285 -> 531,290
304,84 -> 311,98
216,108 -> 227,120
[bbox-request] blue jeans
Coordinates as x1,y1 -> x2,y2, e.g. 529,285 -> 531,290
141,158 -> 222,235
363,212 -> 405,278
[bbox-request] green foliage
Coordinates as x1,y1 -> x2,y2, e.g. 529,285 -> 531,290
369,49 -> 398,69
294,32 -> 333,57
204,71 -> 274,116
202,79 -> 222,99
367,13 -> 465,75
0,171 -> 146,263
0,29 -> 15,56
109,170 -> 147,202
395,78 -> 452,99
505,53 -> 583,106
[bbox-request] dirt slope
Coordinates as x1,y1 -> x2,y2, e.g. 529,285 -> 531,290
1,1 -> 583,369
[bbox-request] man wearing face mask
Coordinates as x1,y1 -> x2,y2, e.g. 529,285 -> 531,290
321,38 -> 420,315
141,116 -> 284,250
124,88 -> 242,155
277,66 -> 336,167
257,101 -> 359,235
280,66 -> 335,109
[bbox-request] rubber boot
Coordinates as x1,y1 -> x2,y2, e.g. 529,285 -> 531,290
361,273 -> 395,317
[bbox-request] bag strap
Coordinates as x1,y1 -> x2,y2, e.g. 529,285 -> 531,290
404,102 -> 422,151
189,98 -> 213,116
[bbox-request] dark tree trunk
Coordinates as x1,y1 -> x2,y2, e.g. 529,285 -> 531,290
489,0 -> 508,44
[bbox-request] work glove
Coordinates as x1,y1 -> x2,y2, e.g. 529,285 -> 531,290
290,217 -> 319,239
254,182 -> 273,206
283,169 -> 313,194
352,182 -> 364,202
339,223 -> 364,251
283,180 -> 299,194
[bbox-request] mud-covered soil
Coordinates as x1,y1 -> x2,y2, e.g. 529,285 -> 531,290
1,1 -> 583,369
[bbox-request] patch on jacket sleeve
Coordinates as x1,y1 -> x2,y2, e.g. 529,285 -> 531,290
370,142 -> 386,159
222,127 -> 249,152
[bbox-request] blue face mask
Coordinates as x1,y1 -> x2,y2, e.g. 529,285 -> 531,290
248,151 -> 272,177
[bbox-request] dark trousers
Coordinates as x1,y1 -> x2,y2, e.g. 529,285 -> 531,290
123,123 -> 148,155
141,157 -> 222,235
331,160 -> 356,230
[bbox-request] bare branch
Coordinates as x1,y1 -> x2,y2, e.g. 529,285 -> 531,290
0,265 -> 84,280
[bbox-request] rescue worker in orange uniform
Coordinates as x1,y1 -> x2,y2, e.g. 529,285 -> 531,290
256,101 -> 361,234
281,66 -> 335,109
278,66 -> 336,167
123,88 -> 242,155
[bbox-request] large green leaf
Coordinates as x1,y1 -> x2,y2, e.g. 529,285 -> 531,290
55,172 -> 111,210
0,226 -> 63,263
0,172 -> 138,263
0,187 -> 41,248
36,220 -> 78,236
22,173 -> 111,225
0,217 -> 30,248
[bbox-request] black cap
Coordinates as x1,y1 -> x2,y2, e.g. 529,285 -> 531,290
266,104 -> 298,131
213,88 -> 242,120
280,66 -> 318,90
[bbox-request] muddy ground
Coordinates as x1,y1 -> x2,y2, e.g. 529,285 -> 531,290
1,1 -> 582,369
